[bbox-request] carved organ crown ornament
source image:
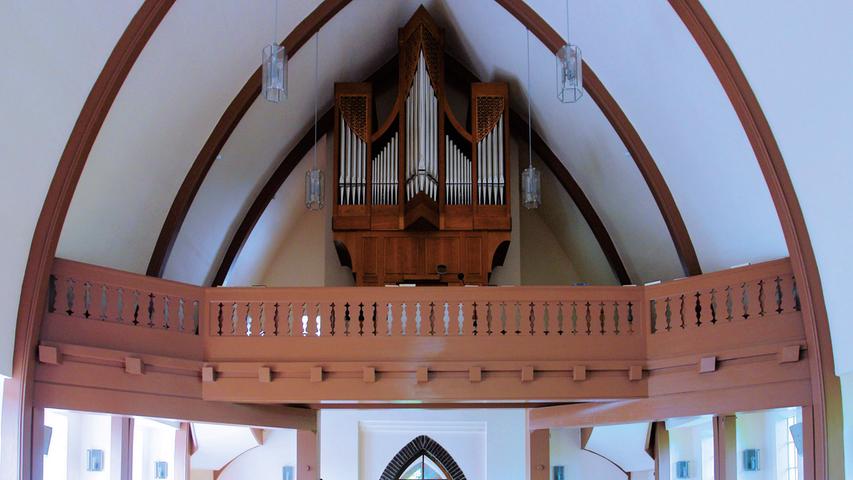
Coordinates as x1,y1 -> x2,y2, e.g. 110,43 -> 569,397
333,7 -> 511,286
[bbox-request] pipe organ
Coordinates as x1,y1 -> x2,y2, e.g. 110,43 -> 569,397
333,8 -> 511,286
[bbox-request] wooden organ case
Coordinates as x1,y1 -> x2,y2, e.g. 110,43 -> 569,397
333,8 -> 511,286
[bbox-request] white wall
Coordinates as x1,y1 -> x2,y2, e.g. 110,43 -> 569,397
735,408 -> 804,480
698,0 -> 853,378
43,410 -> 113,480
216,429 -> 297,480
667,417 -> 714,480
548,428 -> 629,480
319,409 -> 526,480
0,0 -> 141,377
132,418 -> 177,480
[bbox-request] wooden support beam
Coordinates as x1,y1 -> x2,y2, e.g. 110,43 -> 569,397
111,416 -> 134,480
529,429 -> 550,480
31,408 -> 45,480
713,415 -> 737,480
174,422 -> 191,480
296,430 -> 318,480
654,421 -> 670,480
148,0 -> 354,278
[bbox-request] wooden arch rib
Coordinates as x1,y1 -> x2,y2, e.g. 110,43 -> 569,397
148,0 -> 698,280
2,2 -> 176,477
670,1 -> 839,476
444,54 -> 632,285
496,0 -> 701,277
147,0 -> 353,277
212,53 -> 632,286
4,0 -> 838,478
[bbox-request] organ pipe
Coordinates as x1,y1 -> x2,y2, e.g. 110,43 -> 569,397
372,133 -> 399,205
475,113 -> 505,206
338,115 -> 368,206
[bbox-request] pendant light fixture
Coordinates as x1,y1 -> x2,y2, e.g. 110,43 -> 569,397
262,0 -> 287,103
556,0 -> 582,103
305,30 -> 325,210
521,29 -> 541,210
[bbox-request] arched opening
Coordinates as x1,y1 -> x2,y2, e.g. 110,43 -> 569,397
380,435 -> 466,480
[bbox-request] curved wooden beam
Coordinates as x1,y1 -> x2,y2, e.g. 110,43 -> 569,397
150,0 -> 698,281
507,110 -> 631,285
212,109 -> 333,286
1,2 -> 175,478
214,53 -> 631,286
496,0 -> 701,278
670,1 -> 839,476
6,0 -> 835,478
211,55 -> 398,286
147,0 -> 353,278
445,53 -> 631,284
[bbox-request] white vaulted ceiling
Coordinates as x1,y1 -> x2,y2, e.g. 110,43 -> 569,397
54,0 -> 786,288
7,1 -> 853,374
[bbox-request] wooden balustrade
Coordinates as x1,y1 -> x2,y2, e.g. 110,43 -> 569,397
203,286 -> 644,339
50,259 -> 203,335
39,257 -> 806,404
47,257 -> 800,350
645,258 -> 803,358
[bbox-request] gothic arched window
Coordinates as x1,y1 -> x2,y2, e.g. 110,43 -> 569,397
379,435 -> 467,480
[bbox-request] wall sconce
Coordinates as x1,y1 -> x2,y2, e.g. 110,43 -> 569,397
743,449 -> 760,471
282,465 -> 295,480
675,460 -> 689,479
155,461 -> 169,479
552,465 -> 565,480
86,449 -> 104,472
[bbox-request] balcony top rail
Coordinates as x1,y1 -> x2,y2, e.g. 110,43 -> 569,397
47,257 -> 797,344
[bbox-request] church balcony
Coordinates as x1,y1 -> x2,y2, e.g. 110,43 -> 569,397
35,257 -> 809,410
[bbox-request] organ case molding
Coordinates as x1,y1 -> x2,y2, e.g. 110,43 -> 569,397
332,8 -> 511,285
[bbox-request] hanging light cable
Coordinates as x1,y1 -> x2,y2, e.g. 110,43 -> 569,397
521,29 -> 541,209
305,30 -> 325,210
556,0 -> 582,103
262,0 -> 287,103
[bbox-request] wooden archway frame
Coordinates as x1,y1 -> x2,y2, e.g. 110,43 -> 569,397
3,0 -> 841,478
379,435 -> 466,480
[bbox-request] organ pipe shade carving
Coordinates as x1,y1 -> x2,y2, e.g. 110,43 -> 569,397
262,44 -> 287,103
556,44 -> 582,103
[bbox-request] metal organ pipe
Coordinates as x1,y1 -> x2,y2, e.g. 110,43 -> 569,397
474,114 -> 505,206
497,116 -> 504,203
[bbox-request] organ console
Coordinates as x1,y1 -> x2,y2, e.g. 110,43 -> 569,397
333,8 -> 511,286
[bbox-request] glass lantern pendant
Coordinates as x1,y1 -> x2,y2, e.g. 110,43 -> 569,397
305,167 -> 325,210
262,44 -> 287,103
521,164 -> 541,209
556,44 -> 582,103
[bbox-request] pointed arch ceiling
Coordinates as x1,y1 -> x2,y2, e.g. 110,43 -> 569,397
6,0 -> 850,476
56,0 -> 787,288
